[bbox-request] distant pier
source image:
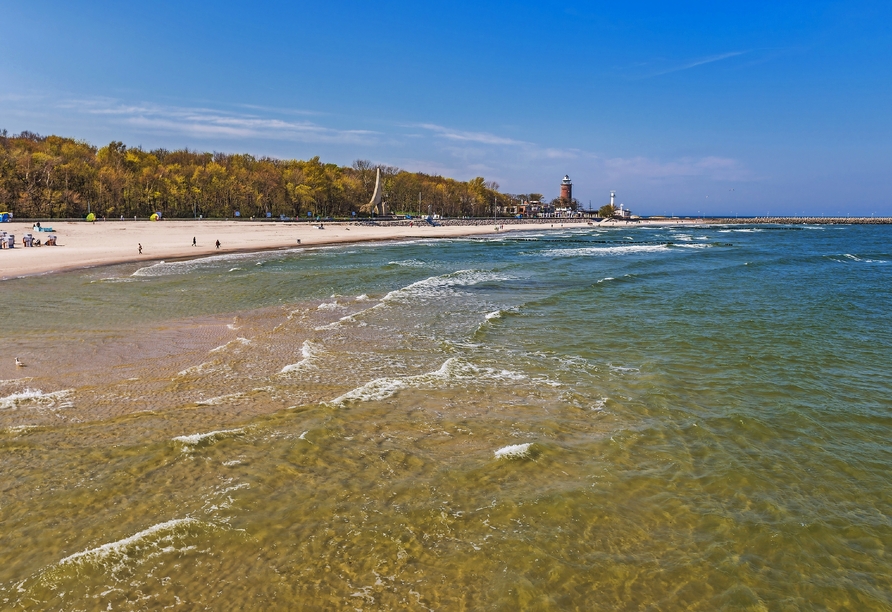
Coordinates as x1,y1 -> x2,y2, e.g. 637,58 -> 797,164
705,217 -> 892,225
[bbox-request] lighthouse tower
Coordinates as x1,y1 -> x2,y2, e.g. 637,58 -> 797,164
560,175 -> 572,204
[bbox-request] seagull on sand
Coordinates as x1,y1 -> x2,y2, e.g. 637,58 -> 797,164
15,357 -> 25,367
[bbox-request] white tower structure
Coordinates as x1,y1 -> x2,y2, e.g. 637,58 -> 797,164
610,191 -> 616,206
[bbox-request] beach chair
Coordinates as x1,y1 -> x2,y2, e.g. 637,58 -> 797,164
7,234 -> 15,248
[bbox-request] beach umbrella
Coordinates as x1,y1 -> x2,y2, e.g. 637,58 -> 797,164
85,212 -> 96,222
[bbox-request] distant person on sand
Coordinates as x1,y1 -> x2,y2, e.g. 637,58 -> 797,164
138,243 -> 142,254
192,237 -> 196,247
215,240 -> 221,249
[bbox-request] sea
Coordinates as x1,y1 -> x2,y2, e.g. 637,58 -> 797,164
1,223 -> 890,610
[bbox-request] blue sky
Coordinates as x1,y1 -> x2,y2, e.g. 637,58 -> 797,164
2,0 -> 890,215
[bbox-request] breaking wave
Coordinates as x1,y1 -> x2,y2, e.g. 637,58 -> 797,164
541,244 -> 669,257
494,443 -> 533,459
172,428 -> 246,450
0,388 -> 74,410
327,358 -> 525,407
381,270 -> 511,304
279,340 -> 323,374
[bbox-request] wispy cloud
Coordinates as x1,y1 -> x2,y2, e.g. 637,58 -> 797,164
413,123 -> 528,146
57,98 -> 379,145
635,51 -> 748,78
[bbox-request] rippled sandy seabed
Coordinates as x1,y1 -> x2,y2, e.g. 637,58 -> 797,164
1,226 -> 891,610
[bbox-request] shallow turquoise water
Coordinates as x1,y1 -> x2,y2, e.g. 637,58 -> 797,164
1,224 -> 890,610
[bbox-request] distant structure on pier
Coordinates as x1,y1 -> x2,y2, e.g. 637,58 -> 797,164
560,175 -> 573,204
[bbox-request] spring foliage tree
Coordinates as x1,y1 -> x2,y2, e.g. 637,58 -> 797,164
0,131 -> 510,219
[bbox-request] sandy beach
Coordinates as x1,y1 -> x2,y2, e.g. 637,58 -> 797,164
0,217 -> 698,279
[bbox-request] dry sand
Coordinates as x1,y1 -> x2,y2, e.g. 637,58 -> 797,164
0,218 -> 698,279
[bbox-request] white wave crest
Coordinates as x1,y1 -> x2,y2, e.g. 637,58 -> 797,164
542,244 -> 669,258
280,340 -> 322,374
314,311 -> 363,331
381,270 -> 511,304
0,388 -> 73,410
58,518 -> 201,567
176,361 -> 229,377
209,337 -> 250,353
485,310 -> 502,320
329,378 -> 407,406
494,443 -> 533,459
131,252 -> 261,277
195,392 -> 246,406
3,424 -> 41,435
842,254 -> 887,263
173,428 -> 245,449
317,301 -> 344,311
327,358 -> 525,407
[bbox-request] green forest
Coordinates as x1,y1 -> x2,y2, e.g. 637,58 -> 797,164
0,130 -> 538,220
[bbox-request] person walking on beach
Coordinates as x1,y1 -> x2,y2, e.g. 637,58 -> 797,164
138,243 -> 142,254
215,239 -> 221,249
192,237 -> 196,247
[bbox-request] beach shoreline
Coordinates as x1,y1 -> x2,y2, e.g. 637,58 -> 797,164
7,215 -> 886,279
0,217 -> 697,279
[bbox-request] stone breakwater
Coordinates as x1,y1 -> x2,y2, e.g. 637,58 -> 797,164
708,217 -> 892,225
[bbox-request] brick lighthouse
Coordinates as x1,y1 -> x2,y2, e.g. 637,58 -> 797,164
560,175 -> 572,204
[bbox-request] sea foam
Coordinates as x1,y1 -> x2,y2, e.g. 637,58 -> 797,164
0,388 -> 73,410
541,244 -> 669,258
494,443 -> 533,459
279,340 -> 322,374
209,337 -> 250,353
58,518 -> 201,567
381,270 -> 511,305
327,358 -> 525,407
173,428 -> 245,449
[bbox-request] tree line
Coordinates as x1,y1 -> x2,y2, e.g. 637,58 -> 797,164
0,130 -> 545,219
